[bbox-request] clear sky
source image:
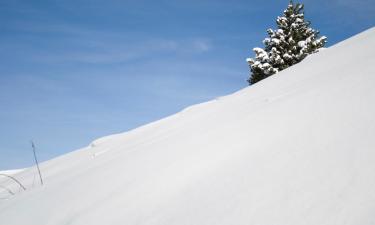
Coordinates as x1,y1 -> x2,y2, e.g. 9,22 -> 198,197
1,0 -> 374,170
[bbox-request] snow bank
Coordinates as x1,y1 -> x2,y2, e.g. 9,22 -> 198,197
0,169 -> 25,176
1,27 -> 375,225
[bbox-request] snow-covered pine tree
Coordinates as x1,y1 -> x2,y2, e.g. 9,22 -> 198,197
247,0 -> 327,85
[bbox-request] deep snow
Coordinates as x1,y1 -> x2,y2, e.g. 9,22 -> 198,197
1,27 -> 375,225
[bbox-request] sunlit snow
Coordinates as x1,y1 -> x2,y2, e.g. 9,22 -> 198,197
1,27 -> 375,225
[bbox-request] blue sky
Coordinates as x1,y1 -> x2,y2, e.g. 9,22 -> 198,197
0,0 -> 374,170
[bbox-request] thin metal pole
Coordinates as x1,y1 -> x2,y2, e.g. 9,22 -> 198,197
31,141 -> 43,186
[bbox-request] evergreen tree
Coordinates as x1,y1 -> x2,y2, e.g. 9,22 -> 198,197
247,0 -> 327,85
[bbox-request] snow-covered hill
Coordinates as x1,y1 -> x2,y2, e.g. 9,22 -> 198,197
1,28 -> 375,225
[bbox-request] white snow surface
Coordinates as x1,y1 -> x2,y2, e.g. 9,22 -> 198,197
1,28 -> 375,225
0,169 -> 25,176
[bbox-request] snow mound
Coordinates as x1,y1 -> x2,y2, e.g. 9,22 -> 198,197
1,27 -> 375,225
0,169 -> 25,176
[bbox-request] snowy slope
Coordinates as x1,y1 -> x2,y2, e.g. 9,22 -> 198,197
1,28 -> 375,225
0,169 -> 25,176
